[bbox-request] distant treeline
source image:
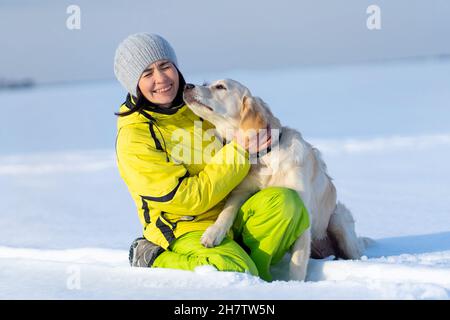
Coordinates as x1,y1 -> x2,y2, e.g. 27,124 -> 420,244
0,78 -> 35,90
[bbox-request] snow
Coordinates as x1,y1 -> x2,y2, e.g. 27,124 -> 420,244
1,59 -> 450,299
1,246 -> 449,299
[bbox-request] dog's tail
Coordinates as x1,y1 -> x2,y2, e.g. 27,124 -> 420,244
327,202 -> 374,259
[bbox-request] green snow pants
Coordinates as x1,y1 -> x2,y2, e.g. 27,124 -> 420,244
153,187 -> 310,281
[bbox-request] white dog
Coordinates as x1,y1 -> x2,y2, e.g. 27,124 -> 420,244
183,79 -> 370,281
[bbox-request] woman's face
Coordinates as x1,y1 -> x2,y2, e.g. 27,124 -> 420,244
137,59 -> 179,107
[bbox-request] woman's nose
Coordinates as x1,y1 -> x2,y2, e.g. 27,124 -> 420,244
153,69 -> 168,83
184,83 -> 195,90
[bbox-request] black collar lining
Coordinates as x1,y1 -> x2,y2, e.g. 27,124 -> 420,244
125,94 -> 184,115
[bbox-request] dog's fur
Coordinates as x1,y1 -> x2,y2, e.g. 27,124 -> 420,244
183,79 -> 370,281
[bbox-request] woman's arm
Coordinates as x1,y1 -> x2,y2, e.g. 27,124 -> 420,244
116,129 -> 251,216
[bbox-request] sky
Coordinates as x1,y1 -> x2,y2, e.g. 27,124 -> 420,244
1,0 -> 450,85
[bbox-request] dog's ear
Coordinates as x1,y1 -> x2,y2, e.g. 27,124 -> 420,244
240,96 -> 267,131
240,96 -> 253,126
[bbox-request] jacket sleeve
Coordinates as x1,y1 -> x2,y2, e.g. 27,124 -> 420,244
117,129 -> 251,216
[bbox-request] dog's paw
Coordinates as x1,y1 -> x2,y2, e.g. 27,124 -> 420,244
200,225 -> 228,248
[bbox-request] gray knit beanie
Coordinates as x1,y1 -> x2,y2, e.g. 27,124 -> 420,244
114,33 -> 178,97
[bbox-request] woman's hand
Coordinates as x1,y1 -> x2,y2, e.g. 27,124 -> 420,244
233,128 -> 272,155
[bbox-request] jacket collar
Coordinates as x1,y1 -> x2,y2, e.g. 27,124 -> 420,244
117,95 -> 189,130
125,94 -> 184,115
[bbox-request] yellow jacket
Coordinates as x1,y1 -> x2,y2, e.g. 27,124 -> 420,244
116,95 -> 250,249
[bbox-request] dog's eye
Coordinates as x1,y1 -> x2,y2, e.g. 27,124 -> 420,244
214,84 -> 226,90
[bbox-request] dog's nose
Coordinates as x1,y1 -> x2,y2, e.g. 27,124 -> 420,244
184,83 -> 195,90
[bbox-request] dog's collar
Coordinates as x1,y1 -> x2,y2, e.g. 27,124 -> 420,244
255,125 -> 282,159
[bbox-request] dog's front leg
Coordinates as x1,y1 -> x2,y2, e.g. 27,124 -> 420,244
201,188 -> 254,248
200,205 -> 238,248
289,228 -> 311,281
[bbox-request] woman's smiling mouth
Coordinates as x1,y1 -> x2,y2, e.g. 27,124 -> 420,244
153,84 -> 173,93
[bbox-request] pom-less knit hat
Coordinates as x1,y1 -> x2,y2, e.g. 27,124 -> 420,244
114,33 -> 178,97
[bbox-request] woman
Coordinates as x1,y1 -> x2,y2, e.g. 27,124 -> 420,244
113,33 -> 310,281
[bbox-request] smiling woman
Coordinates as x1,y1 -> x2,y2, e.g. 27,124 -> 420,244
113,33 -> 310,282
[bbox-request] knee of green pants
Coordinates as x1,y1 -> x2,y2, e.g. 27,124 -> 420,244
236,186 -> 310,233
152,231 -> 259,277
269,187 -> 307,221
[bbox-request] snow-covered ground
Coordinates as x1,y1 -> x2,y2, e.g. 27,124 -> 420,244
1,59 -> 450,299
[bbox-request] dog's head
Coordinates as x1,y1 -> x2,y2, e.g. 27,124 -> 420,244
183,79 -> 274,138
